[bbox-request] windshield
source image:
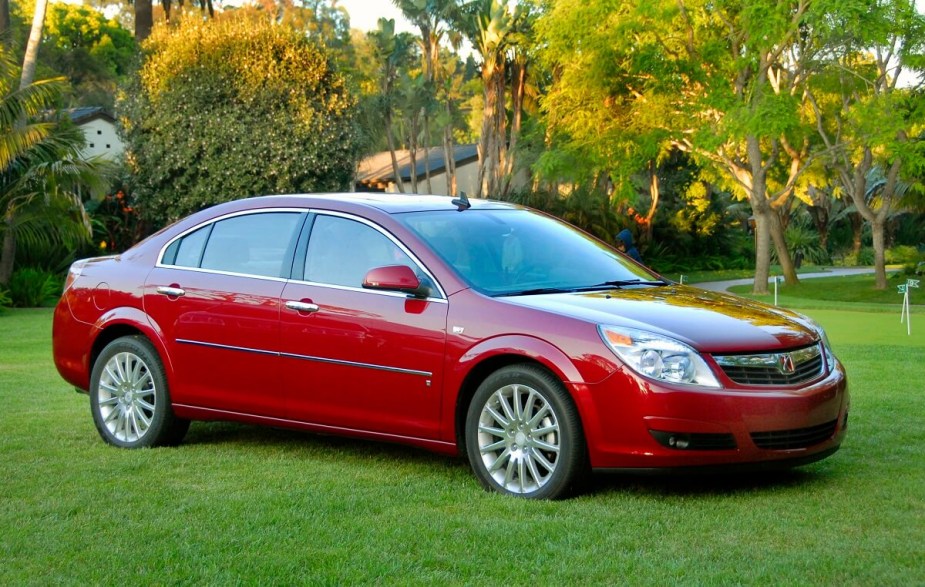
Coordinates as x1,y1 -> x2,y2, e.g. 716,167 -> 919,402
397,208 -> 663,296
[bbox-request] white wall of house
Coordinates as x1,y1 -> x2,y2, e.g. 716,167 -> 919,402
79,119 -> 124,160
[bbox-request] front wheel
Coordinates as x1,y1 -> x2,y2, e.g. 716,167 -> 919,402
90,336 -> 189,448
465,364 -> 587,499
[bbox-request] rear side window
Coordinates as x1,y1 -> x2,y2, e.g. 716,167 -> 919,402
163,212 -> 303,278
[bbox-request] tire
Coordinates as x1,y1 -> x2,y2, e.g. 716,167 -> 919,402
90,336 -> 190,448
465,364 -> 588,499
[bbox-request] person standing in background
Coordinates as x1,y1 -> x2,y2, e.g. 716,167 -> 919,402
616,229 -> 643,264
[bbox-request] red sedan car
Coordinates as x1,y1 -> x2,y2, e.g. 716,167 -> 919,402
53,194 -> 848,498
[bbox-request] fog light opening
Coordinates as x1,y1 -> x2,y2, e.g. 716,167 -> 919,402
669,434 -> 690,449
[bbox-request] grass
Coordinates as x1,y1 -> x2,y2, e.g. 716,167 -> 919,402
726,272 -> 925,314
2,308 -> 924,584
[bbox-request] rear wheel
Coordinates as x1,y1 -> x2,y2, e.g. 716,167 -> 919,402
465,364 -> 587,499
90,336 -> 189,448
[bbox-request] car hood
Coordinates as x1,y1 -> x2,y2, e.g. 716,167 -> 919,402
501,285 -> 818,353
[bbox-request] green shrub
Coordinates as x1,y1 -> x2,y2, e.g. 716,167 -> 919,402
841,247 -> 875,266
0,287 -> 11,310
885,245 -> 922,265
8,268 -> 62,308
121,14 -> 361,228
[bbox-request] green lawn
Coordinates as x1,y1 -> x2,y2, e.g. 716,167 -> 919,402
2,308 -> 923,584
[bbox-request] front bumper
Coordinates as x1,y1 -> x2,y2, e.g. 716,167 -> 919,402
575,362 -> 849,470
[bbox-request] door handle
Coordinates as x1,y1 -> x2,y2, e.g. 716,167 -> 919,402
156,286 -> 186,298
285,300 -> 320,313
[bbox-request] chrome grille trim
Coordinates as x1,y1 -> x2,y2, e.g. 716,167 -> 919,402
713,343 -> 824,386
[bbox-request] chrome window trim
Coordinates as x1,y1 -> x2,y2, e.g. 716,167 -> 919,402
156,207 -> 448,302
156,208 -> 307,273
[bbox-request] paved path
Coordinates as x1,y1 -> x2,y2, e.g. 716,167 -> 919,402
694,267 -> 878,292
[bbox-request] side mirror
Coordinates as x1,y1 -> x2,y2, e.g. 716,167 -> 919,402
363,265 -> 429,298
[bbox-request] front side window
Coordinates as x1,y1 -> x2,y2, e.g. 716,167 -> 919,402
304,215 -> 415,288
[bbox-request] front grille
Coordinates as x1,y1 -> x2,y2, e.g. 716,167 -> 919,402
714,344 -> 824,386
751,419 -> 838,450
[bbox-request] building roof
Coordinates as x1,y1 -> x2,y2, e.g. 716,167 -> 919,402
356,144 -> 479,190
62,107 -> 115,125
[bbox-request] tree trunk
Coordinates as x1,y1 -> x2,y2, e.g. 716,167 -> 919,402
751,208 -> 773,295
20,0 -> 48,89
0,0 -> 11,46
769,207 -> 798,284
443,124 -> 456,196
136,0 -> 153,42
0,214 -> 15,286
385,111 -> 406,193
644,163 -> 660,245
422,112 -> 433,194
871,219 -> 888,289
408,117 -> 419,193
850,212 -> 863,255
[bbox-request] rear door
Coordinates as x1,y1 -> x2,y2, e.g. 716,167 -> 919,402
278,212 -> 448,439
144,210 -> 305,418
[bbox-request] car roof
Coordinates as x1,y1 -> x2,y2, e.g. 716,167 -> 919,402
243,193 -> 520,215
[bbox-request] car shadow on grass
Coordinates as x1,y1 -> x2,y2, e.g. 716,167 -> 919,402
181,421 -> 843,499
588,464 -> 840,498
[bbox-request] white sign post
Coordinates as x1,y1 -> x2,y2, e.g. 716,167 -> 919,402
899,279 -> 920,335
774,276 -> 781,306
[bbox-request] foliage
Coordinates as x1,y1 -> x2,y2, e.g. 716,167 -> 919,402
41,2 -> 137,107
121,14 -> 361,228
839,247 -> 876,267
0,286 -> 10,309
504,186 -> 625,245
6,266 -> 60,307
1,46 -> 109,285
84,186 -> 145,254
884,245 -> 922,266
8,1 -> 136,108
780,218 -> 830,266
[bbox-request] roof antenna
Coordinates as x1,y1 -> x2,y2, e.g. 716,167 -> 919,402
451,191 -> 471,211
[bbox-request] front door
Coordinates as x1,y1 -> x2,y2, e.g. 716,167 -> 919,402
278,213 -> 447,440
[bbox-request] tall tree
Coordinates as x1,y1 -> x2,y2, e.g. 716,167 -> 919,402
369,17 -> 415,193
456,0 -> 521,198
807,0 -> 925,289
538,0 -> 822,293
393,0 -> 461,194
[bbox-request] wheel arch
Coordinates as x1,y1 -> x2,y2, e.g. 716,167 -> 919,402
89,309 -> 172,382
451,336 -> 585,457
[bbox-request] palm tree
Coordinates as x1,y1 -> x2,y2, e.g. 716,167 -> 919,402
369,18 -> 415,193
1,49 -> 108,285
392,0 -> 461,194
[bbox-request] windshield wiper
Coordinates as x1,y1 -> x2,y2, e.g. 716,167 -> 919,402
574,279 -> 670,291
498,286 -> 578,296
498,279 -> 669,297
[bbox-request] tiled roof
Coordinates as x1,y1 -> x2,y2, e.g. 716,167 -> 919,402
62,107 -> 115,124
357,144 -> 479,189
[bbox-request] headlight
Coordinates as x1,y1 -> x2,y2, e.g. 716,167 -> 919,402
795,313 -> 836,373
599,326 -> 721,388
